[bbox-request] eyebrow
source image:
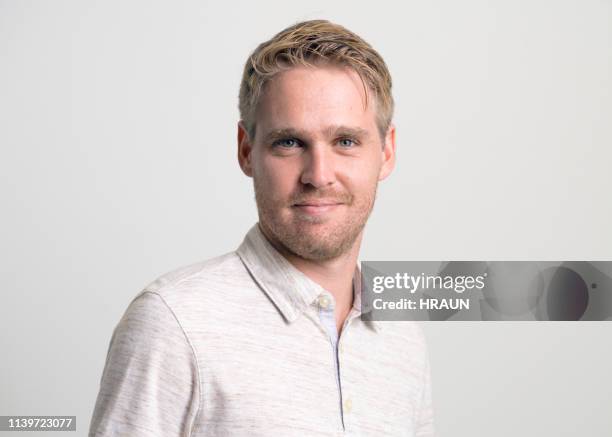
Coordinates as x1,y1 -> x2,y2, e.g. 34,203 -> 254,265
262,125 -> 371,144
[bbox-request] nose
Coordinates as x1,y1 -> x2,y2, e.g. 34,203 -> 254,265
300,144 -> 336,188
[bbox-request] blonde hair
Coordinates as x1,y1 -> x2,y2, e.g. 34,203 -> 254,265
238,19 -> 394,140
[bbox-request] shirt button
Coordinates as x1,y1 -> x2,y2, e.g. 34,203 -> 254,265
344,398 -> 352,414
318,295 -> 331,309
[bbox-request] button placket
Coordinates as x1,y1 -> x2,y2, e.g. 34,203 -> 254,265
314,293 -> 345,430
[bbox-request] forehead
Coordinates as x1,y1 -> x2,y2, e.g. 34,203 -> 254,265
254,65 -> 378,137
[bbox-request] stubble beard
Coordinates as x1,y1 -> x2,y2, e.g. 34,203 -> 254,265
253,178 -> 378,261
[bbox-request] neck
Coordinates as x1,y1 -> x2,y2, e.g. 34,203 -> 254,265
287,235 -> 362,296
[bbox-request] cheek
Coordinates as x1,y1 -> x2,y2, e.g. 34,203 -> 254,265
255,157 -> 299,199
343,159 -> 381,191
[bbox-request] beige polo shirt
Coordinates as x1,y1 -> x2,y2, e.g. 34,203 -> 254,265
89,224 -> 434,436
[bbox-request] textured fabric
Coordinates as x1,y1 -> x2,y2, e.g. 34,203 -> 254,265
89,223 -> 435,436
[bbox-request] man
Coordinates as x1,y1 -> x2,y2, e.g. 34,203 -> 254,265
89,19 -> 434,436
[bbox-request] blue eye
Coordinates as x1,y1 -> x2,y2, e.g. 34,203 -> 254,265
338,138 -> 356,147
273,138 -> 299,148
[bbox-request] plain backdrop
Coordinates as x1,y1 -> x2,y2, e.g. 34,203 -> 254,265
1,1 -> 611,436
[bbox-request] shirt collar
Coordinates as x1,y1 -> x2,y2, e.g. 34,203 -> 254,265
237,223 -> 382,331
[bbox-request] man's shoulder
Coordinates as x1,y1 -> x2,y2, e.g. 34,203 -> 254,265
145,251 -> 240,290
135,251 -> 247,305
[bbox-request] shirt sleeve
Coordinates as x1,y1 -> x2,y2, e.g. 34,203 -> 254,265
89,291 -> 200,437
416,335 -> 435,437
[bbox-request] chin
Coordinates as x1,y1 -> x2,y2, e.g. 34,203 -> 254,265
259,206 -> 365,260
290,241 -> 345,261
289,228 -> 359,261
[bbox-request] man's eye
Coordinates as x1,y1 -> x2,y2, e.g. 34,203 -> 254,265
273,138 -> 299,148
338,138 -> 356,147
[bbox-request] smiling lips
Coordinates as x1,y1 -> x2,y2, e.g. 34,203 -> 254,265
292,200 -> 343,215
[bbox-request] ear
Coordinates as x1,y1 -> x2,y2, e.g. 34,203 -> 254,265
237,121 -> 253,177
378,123 -> 396,181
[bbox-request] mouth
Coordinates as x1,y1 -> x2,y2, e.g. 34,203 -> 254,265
292,200 -> 344,215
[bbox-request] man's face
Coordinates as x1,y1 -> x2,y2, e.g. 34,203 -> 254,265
238,65 -> 395,261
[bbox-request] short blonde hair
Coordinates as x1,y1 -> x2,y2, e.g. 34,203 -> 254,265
238,19 -> 394,140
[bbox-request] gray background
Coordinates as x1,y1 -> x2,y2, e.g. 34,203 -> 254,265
1,0 -> 610,436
